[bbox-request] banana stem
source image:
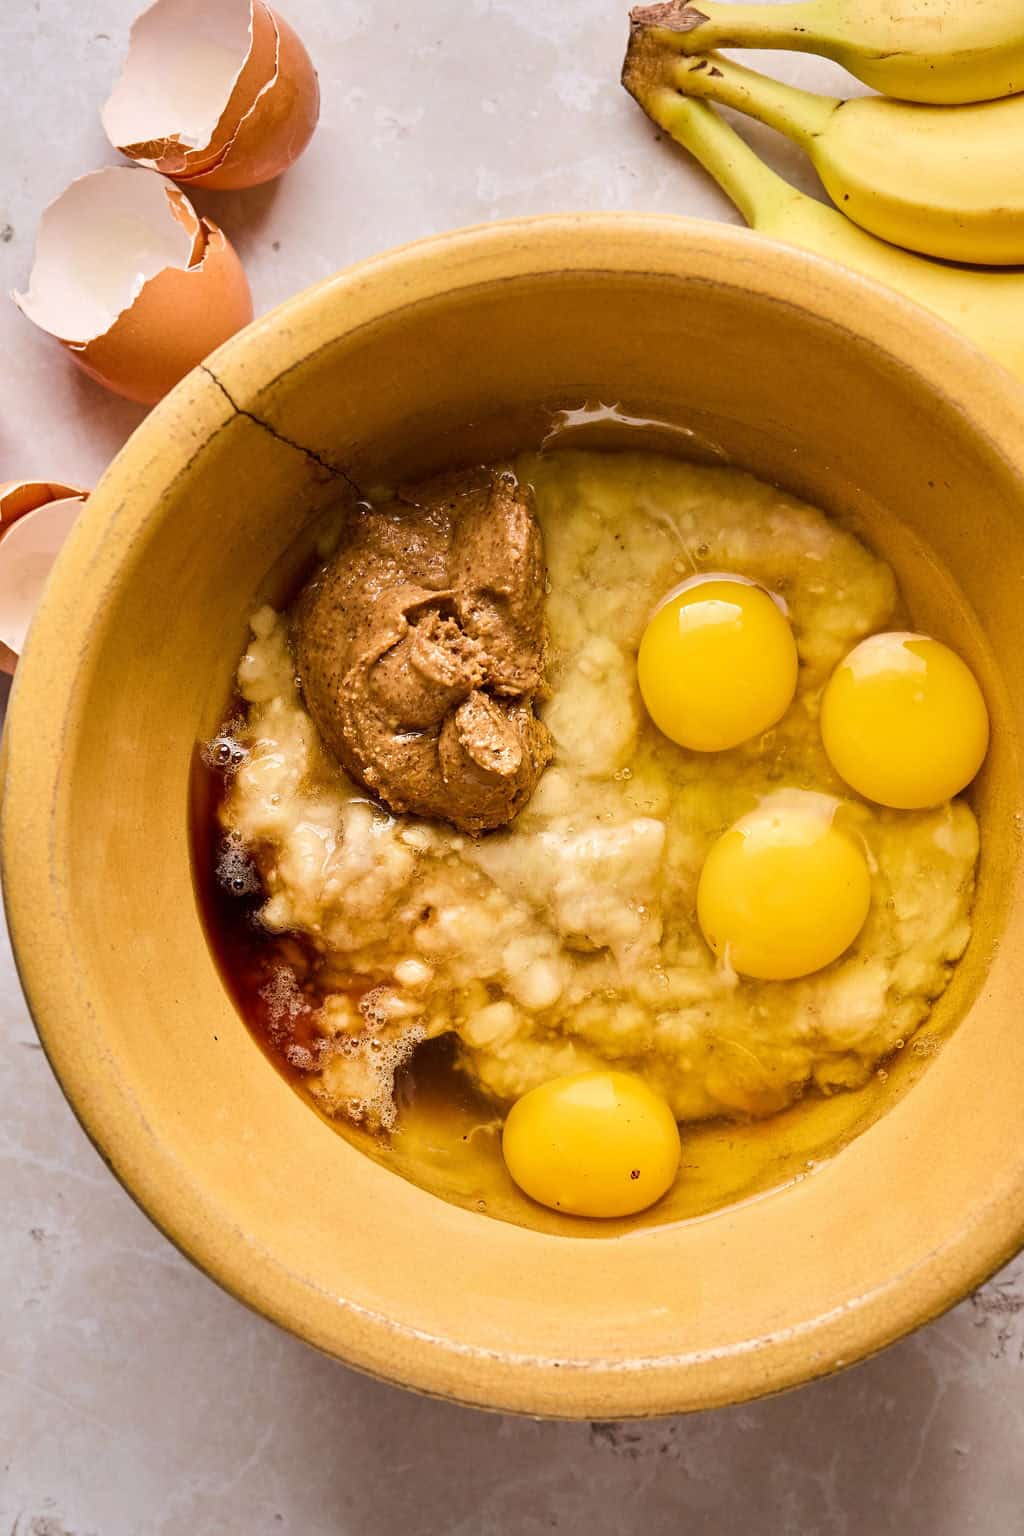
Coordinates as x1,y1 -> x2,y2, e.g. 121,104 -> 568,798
668,50 -> 837,143
633,1 -> 823,53
638,86 -> 790,228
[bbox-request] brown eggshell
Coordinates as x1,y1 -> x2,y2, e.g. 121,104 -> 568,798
0,484 -> 88,669
180,0 -> 280,178
103,0 -> 317,191
114,1 -> 279,181
0,494 -> 87,671
0,480 -> 88,533
102,0 -> 259,176
182,6 -> 320,190
12,169 -> 254,405
68,221 -> 254,404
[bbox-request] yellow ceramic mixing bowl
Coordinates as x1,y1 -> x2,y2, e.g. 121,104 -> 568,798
5,216 -> 1024,1417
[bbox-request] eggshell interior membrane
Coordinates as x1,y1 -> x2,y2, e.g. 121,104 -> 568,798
0,481 -> 88,531
0,497 -> 85,669
12,169 -> 199,344
101,0 -> 256,165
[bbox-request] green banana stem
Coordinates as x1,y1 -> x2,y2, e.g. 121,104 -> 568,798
632,1 -> 824,53
634,84 -> 791,228
668,50 -> 837,142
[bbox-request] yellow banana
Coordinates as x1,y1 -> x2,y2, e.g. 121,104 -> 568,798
632,0 -> 1024,105
639,44 -> 1024,266
620,47 -> 1024,384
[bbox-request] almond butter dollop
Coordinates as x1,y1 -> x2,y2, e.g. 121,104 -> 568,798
295,467 -> 552,832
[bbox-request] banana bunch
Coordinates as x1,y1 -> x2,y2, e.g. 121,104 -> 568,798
633,0 -> 1024,104
623,0 -> 1024,380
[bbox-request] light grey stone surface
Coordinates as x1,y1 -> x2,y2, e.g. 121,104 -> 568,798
2,3 -> 1023,1532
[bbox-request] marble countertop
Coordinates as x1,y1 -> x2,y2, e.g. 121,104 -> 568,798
3,2 -> 1023,1531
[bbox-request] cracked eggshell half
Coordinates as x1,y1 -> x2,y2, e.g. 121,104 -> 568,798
11,167 -> 253,405
102,0 -> 319,190
0,485 -> 88,674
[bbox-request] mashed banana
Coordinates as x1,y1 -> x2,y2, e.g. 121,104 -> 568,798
219,451 -> 978,1128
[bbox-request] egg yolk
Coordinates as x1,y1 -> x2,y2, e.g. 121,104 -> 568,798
819,633 -> 989,810
697,797 -> 872,981
502,1070 -> 681,1218
637,578 -> 798,752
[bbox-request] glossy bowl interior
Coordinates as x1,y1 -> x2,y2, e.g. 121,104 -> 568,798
5,215 -> 1024,1418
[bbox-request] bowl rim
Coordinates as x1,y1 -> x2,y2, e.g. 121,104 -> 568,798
7,212 -> 1024,1418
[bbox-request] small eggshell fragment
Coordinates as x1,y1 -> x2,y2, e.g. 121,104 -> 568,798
102,0 -> 319,190
0,495 -> 87,673
11,168 -> 253,405
0,480 -> 88,533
